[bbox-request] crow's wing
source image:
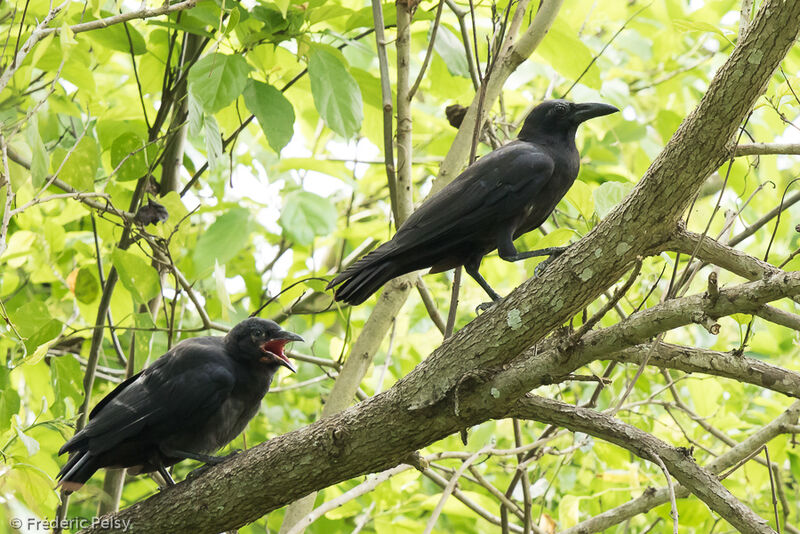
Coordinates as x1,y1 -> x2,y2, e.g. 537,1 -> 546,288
392,141 -> 554,252
60,339 -> 236,456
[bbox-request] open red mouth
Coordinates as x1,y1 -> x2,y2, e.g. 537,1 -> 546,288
260,339 -> 296,372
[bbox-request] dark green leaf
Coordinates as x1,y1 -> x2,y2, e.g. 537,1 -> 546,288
243,80 -> 295,152
110,132 -> 155,182
73,266 -> 100,304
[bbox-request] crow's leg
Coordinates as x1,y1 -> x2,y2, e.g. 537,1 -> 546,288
497,235 -> 568,277
464,257 -> 502,312
156,464 -> 175,487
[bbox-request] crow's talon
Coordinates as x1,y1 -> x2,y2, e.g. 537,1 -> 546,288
534,260 -> 552,277
475,301 -> 495,313
186,464 -> 211,480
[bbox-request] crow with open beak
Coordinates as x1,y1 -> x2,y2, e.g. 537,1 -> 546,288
57,318 -> 303,492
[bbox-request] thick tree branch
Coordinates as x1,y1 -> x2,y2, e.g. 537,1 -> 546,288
509,396 -> 775,534
561,400 -> 800,534
608,342 -> 800,398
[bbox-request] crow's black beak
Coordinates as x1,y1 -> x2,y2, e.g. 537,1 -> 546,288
278,331 -> 304,343
277,357 -> 297,373
572,102 -> 619,123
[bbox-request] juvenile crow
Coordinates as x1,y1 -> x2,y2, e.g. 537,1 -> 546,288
57,318 -> 303,492
328,99 -> 618,305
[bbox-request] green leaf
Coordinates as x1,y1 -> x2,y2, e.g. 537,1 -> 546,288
274,0 -> 290,17
535,20 -> 601,88
672,19 -> 735,44
0,367 -> 20,431
214,261 -> 234,321
434,25 -> 469,78
533,227 -> 576,249
111,248 -> 160,304
50,354 -> 82,413
110,132 -> 155,182
564,180 -> 595,223
85,18 -> 147,55
243,80 -> 295,152
308,47 -> 363,138
787,450 -> 800,481
188,93 -> 205,137
55,135 -> 98,191
25,116 -> 49,187
192,208 -> 252,276
188,53 -> 252,113
224,7 -> 240,35
688,378 -> 723,418
558,494 -> 581,528
279,190 -> 338,245
204,114 -> 223,171
593,181 -> 633,219
73,266 -> 100,304
8,300 -> 62,357
15,425 -> 39,456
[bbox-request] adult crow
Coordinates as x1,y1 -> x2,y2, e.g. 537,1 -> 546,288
57,318 -> 303,492
328,99 -> 618,305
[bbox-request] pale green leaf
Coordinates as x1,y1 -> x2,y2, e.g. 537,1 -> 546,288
564,180 -> 595,223
192,208 -> 252,276
111,248 -> 160,304
308,47 -> 363,138
25,116 -> 48,187
188,53 -> 252,113
279,191 -> 338,245
593,181 -> 632,219
434,25 -> 469,78
204,115 -> 223,171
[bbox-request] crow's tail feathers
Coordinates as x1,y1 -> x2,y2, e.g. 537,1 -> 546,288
327,249 -> 399,305
56,450 -> 96,494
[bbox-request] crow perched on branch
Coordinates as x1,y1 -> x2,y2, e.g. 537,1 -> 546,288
328,99 -> 619,305
57,318 -> 303,492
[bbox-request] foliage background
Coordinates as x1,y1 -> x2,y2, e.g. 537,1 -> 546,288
1,0 -> 800,532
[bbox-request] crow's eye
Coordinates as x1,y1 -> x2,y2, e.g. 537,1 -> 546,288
251,329 -> 264,338
554,103 -> 569,115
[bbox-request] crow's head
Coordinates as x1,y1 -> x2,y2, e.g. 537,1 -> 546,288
518,99 -> 618,142
226,318 -> 303,372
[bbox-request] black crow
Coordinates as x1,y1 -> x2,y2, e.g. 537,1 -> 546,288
57,318 -> 303,492
328,99 -> 618,305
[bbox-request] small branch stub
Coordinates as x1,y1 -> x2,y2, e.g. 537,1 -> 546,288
693,312 -> 721,335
